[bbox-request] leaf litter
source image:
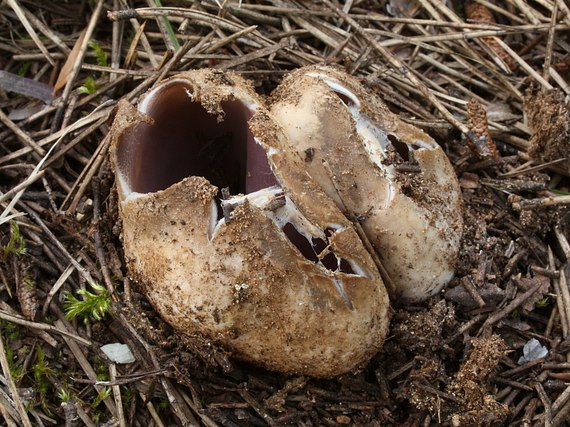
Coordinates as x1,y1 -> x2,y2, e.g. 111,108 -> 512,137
0,0 -> 569,425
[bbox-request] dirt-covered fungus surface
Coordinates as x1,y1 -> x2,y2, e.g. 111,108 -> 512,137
0,1 -> 569,426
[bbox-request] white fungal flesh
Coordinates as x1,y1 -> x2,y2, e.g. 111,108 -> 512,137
116,169 -> 133,197
344,258 -> 370,278
207,199 -> 219,240
408,139 -> 437,150
307,74 -> 361,109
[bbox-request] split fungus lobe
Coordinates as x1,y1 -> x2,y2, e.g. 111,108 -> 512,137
270,66 -> 463,301
110,67 -> 463,376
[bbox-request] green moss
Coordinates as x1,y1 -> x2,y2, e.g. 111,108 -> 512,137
64,282 -> 111,323
88,39 -> 109,67
3,220 -> 26,257
33,346 -> 54,410
77,75 -> 98,95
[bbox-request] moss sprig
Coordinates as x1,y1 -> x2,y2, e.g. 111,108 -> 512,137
3,220 -> 26,257
64,283 -> 111,323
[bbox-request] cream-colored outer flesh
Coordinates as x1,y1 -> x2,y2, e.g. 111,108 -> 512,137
270,65 -> 463,301
109,69 -> 390,377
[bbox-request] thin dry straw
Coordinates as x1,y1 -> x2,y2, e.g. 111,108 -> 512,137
0,102 -> 114,225
5,0 -> 55,66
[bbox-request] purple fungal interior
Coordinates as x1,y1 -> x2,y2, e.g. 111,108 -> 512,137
116,81 -> 277,196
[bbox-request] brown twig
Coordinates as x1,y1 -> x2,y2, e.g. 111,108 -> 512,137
322,0 -> 471,135
512,194 -> 570,211
535,381 -> 553,427
5,0 -> 55,66
482,281 -> 544,327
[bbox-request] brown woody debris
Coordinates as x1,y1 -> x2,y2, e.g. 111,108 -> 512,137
467,99 -> 498,159
393,300 -> 456,354
525,89 -> 570,175
15,262 -> 39,321
447,335 -> 510,426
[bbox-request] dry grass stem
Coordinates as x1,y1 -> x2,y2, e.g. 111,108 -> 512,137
5,0 -> 55,67
0,330 -> 33,427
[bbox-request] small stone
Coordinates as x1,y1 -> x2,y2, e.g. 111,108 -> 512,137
518,338 -> 548,364
100,343 -> 136,364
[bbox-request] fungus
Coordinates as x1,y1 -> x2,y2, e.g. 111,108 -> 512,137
270,65 -> 463,301
110,69 -> 390,377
